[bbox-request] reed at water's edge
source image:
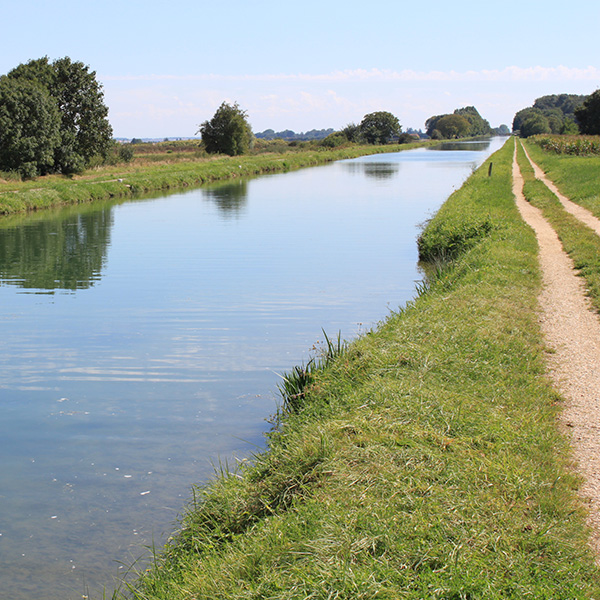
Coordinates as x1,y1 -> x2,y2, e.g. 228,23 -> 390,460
0,142 -> 428,216
114,137 -> 600,599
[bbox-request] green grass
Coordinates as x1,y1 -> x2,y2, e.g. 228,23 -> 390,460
113,137 -> 600,599
518,140 -> 600,313
523,141 -> 600,219
0,142 -> 429,216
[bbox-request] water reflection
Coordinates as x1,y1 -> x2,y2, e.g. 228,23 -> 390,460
0,178 -> 252,294
429,139 -> 492,152
340,161 -> 400,180
203,180 -> 249,216
0,204 -> 113,292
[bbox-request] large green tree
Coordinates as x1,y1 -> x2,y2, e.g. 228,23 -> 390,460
435,114 -> 471,139
359,111 -> 401,144
520,113 -> 551,137
2,56 -> 113,175
512,107 -> 542,133
198,102 -> 253,155
513,93 -> 588,136
425,114 -> 446,138
575,90 -> 600,135
0,78 -> 61,177
427,106 -> 490,138
50,57 -> 114,172
454,106 -> 491,136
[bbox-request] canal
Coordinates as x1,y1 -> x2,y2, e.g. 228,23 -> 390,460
0,137 -> 506,599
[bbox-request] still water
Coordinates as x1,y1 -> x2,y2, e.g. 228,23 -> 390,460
0,137 -> 506,599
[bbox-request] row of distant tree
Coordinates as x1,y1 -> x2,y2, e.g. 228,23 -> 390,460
254,109 -> 508,149
255,128 -> 334,141
3,56 -> 600,176
425,106 -> 493,139
198,105 -> 412,154
512,92 -> 600,137
199,104 -> 509,156
0,55 -> 512,174
255,126 -> 429,142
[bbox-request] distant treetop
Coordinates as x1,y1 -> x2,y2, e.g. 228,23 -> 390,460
425,106 -> 491,139
512,93 -> 588,137
359,111 -> 402,144
255,128 -> 334,141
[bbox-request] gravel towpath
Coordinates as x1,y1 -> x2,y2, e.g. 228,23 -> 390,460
512,141 -> 600,557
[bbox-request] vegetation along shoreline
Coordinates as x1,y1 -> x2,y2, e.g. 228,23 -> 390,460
0,141 -> 434,216
108,137 -> 600,598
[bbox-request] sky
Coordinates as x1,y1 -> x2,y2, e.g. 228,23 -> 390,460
2,0 -> 599,139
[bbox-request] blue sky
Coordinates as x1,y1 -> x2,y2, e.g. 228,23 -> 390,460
2,0 -> 599,138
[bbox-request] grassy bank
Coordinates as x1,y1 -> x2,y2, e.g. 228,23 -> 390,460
524,138 -> 600,219
116,137 -> 600,599
0,142 -> 426,216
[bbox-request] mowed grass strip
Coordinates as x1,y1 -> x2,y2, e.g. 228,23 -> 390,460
517,141 -> 600,312
117,138 -> 600,599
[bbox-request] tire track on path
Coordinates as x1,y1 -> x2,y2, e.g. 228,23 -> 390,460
521,143 -> 600,236
512,141 -> 600,557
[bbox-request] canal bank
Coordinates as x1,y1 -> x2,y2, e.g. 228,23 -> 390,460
120,137 -> 600,598
0,142 -> 433,216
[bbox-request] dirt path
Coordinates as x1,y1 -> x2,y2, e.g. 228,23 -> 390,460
512,141 -> 600,557
521,144 -> 600,236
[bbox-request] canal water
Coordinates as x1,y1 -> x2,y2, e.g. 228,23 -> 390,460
0,137 -> 506,599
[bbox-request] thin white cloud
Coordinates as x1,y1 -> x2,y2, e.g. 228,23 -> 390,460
102,65 -> 600,137
103,66 -> 600,84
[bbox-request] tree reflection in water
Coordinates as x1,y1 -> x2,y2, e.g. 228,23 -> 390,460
0,204 -> 113,292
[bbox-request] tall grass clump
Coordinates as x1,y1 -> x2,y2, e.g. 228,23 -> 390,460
277,330 -> 347,414
417,178 -> 497,263
417,214 -> 495,263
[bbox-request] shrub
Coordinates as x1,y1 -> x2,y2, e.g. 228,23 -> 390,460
320,132 -> 348,148
119,145 -> 135,162
418,215 -> 495,262
198,102 -> 253,156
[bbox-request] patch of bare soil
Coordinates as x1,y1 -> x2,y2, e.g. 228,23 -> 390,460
512,142 -> 600,558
